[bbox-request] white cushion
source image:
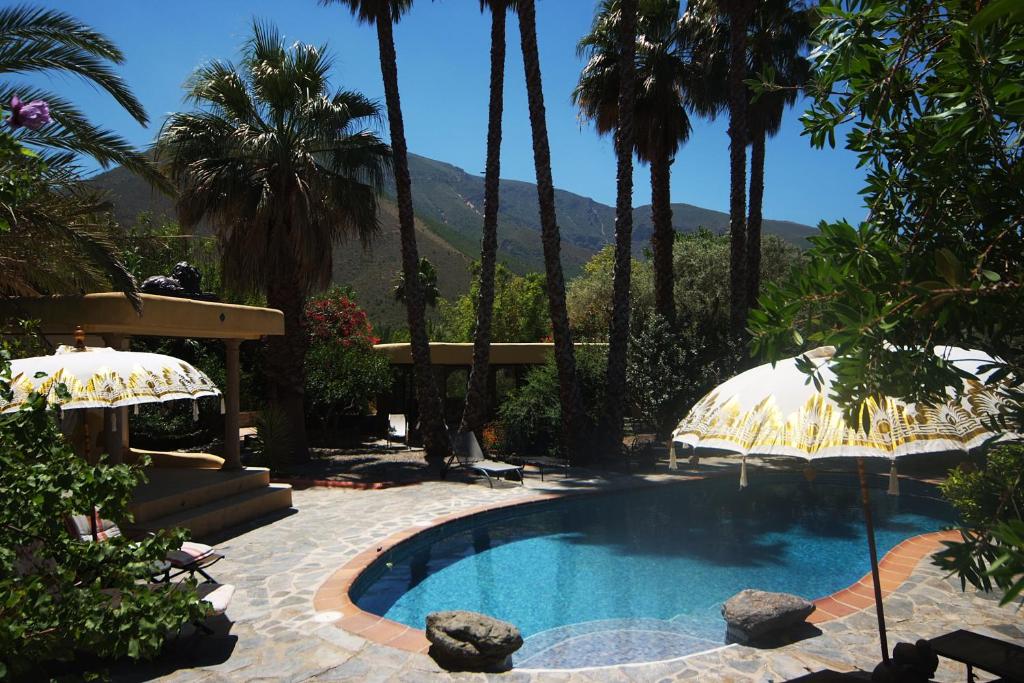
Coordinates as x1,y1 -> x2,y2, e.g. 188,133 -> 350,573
195,582 -> 235,615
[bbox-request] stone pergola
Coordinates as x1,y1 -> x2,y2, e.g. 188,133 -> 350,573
0,293 -> 284,469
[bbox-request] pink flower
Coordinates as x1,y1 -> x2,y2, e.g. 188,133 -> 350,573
8,95 -> 51,131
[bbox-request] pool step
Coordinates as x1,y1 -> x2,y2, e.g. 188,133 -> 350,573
515,618 -> 721,669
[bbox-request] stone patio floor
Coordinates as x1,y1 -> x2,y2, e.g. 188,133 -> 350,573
112,465 -> 1023,682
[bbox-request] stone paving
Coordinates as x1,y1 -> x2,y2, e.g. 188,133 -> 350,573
112,468 -> 1023,683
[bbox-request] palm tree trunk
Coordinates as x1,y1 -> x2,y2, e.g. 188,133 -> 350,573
375,13 -> 447,461
460,0 -> 506,436
516,0 -> 585,461
727,0 -> 752,336
265,258 -> 310,463
650,145 -> 675,326
746,126 -> 765,309
603,0 -> 637,453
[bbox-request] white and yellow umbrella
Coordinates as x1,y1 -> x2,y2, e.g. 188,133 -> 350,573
671,345 -> 1013,478
1,345 -> 221,413
669,344 -> 1015,665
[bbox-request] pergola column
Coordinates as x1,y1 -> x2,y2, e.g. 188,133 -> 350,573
222,339 -> 243,470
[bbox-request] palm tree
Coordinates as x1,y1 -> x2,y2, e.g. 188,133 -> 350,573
460,0 -> 517,436
516,0 -> 586,460
573,0 -> 638,451
0,5 -> 162,185
393,257 -> 439,308
574,0 -> 693,327
320,0 -> 448,460
0,160 -> 138,306
157,22 -> 391,463
682,0 -> 754,335
724,0 -> 753,335
744,0 -> 809,307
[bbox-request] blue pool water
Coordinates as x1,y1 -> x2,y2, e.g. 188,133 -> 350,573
352,475 -> 955,668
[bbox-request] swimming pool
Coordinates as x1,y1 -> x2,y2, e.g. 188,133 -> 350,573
352,474 -> 956,668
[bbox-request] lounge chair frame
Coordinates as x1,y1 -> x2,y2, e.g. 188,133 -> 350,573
443,431 -> 524,488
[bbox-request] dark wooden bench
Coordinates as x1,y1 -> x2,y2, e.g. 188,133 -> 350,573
929,629 -> 1024,682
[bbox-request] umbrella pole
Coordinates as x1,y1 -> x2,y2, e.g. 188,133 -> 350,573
857,456 -> 889,663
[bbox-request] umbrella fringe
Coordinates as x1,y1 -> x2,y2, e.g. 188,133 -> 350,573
887,461 -> 900,496
739,457 -> 748,489
192,400 -> 199,422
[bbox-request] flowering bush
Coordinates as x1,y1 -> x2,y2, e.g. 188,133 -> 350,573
305,288 -> 379,347
303,289 -> 390,430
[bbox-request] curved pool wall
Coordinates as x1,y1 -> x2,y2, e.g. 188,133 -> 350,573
349,474 -> 955,668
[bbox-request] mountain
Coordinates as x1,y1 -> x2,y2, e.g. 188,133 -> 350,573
88,152 -> 816,325
400,153 -> 817,273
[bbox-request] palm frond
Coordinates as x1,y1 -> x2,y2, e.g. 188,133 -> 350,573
0,4 -> 146,123
317,0 -> 415,26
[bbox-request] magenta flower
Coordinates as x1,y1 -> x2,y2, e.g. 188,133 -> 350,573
8,95 -> 51,131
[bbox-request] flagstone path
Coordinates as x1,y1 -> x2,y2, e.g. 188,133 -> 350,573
113,466 -> 1022,683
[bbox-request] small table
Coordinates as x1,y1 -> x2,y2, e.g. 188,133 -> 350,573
930,629 -> 1024,682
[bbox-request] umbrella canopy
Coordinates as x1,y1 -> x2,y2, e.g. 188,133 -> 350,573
672,345 -> 1012,461
2,345 -> 221,413
669,344 -> 1016,667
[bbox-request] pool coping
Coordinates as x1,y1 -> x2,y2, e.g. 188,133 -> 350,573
311,475 -> 959,658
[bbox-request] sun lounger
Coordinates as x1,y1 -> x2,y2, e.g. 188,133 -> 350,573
101,581 -> 236,637
443,431 -> 524,488
929,629 -> 1024,682
387,413 -> 409,449
65,511 -> 222,582
186,582 -> 236,635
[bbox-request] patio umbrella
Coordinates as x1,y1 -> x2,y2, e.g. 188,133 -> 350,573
670,345 -> 1014,663
2,344 -> 221,414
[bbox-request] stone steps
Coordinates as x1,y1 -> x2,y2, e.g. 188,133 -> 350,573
128,467 -> 292,539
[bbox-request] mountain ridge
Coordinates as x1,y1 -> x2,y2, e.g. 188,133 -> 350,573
87,151 -> 816,325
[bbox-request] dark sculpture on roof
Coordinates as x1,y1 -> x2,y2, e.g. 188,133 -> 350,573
140,262 -> 219,301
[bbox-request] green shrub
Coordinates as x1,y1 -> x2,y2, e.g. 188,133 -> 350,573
627,312 -> 745,437
0,349 -> 207,679
498,346 -> 607,457
940,446 -> 1024,528
934,444 -> 1024,604
304,341 -> 391,428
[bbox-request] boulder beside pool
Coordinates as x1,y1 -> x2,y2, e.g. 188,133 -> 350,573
425,610 -> 523,672
721,589 -> 816,644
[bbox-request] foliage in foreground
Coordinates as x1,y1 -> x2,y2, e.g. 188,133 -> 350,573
935,444 -> 1024,605
750,0 -> 1024,602
0,351 -> 206,679
0,124 -> 139,307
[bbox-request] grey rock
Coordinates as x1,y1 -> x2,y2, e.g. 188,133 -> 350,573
425,610 -> 523,672
721,589 -> 815,644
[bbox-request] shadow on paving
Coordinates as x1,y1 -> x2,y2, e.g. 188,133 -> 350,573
107,616 -> 238,682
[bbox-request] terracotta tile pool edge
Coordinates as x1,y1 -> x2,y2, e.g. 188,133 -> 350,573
312,478 -> 960,652
807,528 -> 961,623
311,479 -> 685,653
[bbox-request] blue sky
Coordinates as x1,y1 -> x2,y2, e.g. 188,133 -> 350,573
35,1 -> 866,227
